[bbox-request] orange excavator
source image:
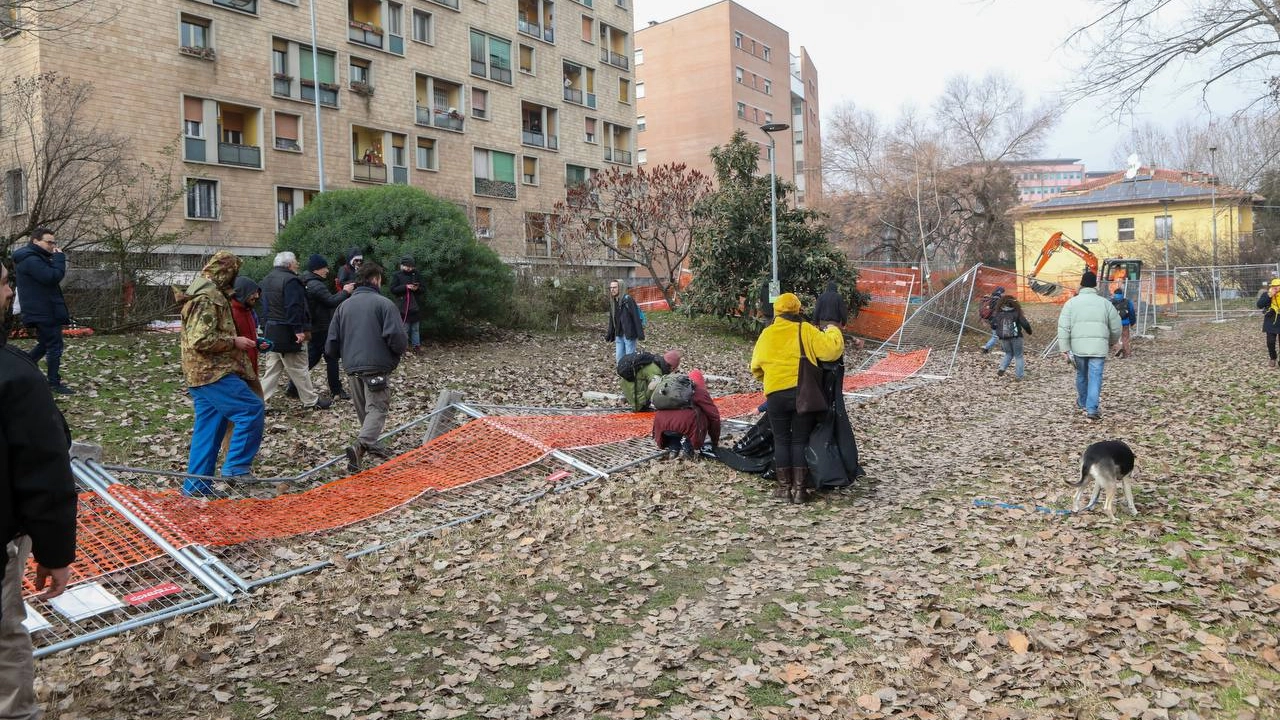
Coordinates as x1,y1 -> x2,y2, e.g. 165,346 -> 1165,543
1027,231 -> 1143,297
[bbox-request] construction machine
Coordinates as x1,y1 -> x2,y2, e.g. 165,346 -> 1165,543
1026,231 -> 1143,297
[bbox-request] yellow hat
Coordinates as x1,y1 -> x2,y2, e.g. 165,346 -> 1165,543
1270,278 -> 1280,287
773,292 -> 801,315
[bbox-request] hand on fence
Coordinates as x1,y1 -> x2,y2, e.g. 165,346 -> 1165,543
34,564 -> 71,600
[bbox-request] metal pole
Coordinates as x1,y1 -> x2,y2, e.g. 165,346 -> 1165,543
1161,199 -> 1171,272
309,0 -> 326,192
1210,147 -> 1219,320
769,135 -> 779,294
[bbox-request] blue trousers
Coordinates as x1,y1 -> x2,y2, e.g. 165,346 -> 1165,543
982,331 -> 999,351
404,319 -> 421,348
27,322 -> 64,386
184,375 -> 265,495
1073,355 -> 1106,415
614,336 -> 637,364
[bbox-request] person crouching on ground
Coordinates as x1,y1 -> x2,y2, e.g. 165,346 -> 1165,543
1256,278 -> 1280,367
749,292 -> 844,503
992,295 -> 1032,380
652,369 -> 721,459
620,349 -> 680,411
326,261 -> 409,473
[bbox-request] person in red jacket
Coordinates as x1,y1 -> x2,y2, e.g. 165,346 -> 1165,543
231,276 -> 265,397
652,368 -> 721,459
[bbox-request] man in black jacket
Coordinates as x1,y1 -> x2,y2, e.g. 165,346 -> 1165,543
326,262 -> 408,472
11,228 -> 74,394
389,256 -> 422,353
295,254 -> 354,400
605,279 -> 644,364
260,252 -> 332,410
1,261 -> 77,718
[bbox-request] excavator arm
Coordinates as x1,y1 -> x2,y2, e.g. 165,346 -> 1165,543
1028,231 -> 1099,296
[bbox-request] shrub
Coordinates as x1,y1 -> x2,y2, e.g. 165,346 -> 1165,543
274,185 -> 514,338
502,274 -> 608,331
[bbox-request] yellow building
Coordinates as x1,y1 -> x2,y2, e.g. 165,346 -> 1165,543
1012,169 -> 1262,284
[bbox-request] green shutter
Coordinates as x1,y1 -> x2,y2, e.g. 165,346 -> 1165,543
492,152 -> 515,183
299,48 -> 314,81
490,37 -> 511,71
470,30 -> 485,64
317,51 -> 336,85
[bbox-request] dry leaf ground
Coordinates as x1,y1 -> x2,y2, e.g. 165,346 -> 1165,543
17,312 -> 1280,720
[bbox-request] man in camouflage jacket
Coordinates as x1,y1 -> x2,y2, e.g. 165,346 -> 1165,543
178,251 -> 265,497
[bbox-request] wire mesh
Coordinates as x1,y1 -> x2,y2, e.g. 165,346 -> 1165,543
847,266 -> 917,341
1171,264 -> 1280,320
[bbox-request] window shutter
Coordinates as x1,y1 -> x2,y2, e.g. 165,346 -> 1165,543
317,52 -> 336,84
299,48 -> 315,81
492,151 -> 515,183
275,113 -> 299,140
473,148 -> 488,179
184,96 -> 204,121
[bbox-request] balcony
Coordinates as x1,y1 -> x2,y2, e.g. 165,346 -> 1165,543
348,21 -> 384,49
273,75 -> 293,97
353,161 -> 388,182
600,48 -> 628,70
274,137 -> 301,151
517,18 -> 554,43
301,81 -> 339,107
184,137 -> 206,162
429,0 -> 459,7
218,142 -> 261,168
416,106 -> 465,132
392,166 -> 408,184
604,147 -> 631,164
522,130 -> 558,150
474,178 -> 517,199
212,0 -> 257,13
562,87 -> 597,109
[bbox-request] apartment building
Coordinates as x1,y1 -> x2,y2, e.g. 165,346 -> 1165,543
633,0 -> 821,206
0,0 -> 639,272
1002,158 -> 1087,203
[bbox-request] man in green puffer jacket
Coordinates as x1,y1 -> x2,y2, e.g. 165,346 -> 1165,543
1057,270 -> 1121,420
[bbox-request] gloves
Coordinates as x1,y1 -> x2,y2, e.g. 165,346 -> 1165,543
256,337 -> 274,353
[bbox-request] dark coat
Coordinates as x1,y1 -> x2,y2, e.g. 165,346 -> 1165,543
336,247 -> 362,287
326,286 -> 409,375
1,343 -> 77,621
301,271 -> 349,333
651,380 -> 721,449
260,266 -> 310,353
12,242 -> 70,326
1257,290 -> 1280,334
606,293 -> 643,341
389,269 -> 422,323
814,282 -> 848,326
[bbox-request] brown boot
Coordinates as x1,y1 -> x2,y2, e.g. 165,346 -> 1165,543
772,468 -> 791,500
789,466 -> 812,504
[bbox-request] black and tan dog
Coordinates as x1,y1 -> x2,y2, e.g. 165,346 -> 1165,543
1070,440 -> 1137,518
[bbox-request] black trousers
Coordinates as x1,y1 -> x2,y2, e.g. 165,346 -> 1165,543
765,387 -> 819,470
306,331 -> 342,394
1267,332 -> 1278,361
27,322 -> 64,386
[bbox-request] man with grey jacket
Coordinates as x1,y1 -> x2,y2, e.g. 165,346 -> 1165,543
326,262 -> 408,472
1057,270 -> 1121,420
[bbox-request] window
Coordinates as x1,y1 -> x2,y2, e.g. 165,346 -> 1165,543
1155,214 -> 1172,240
274,112 -> 301,151
416,137 -> 437,169
522,155 -> 538,185
733,31 -> 742,48
470,30 -> 513,84
636,115 -> 645,132
618,77 -> 629,104
524,212 -> 555,256
474,206 -> 492,238
212,0 -> 257,13
387,2 -> 403,40
735,66 -> 744,84
298,44 -> 339,106
580,15 -> 592,42
635,82 -> 644,99
1117,217 -> 1135,242
412,9 -> 433,43
518,43 -> 534,74
636,148 -> 646,165
764,111 -> 772,123
565,163 -> 594,187
584,117 -> 596,143
180,15 -> 211,50
1081,220 -> 1099,244
762,78 -> 771,95
276,187 -> 317,229
473,148 -> 516,198
736,102 -> 746,119
349,57 -> 371,87
186,178 -> 218,219
471,87 -> 488,119
762,45 -> 771,61
4,169 -> 24,215
634,48 -> 643,65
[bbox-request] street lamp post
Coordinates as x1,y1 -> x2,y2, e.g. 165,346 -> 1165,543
1210,146 -> 1219,320
1161,198 -> 1171,272
760,122 -> 789,302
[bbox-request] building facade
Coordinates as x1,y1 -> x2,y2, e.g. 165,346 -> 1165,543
0,0 -> 639,273
1002,158 -> 1087,204
633,0 -> 820,205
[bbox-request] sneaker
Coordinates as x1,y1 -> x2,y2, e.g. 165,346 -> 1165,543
311,397 -> 333,410
222,473 -> 259,485
335,389 -> 352,400
981,347 -> 991,354
1086,411 -> 1102,420
345,444 -> 363,473
996,368 -> 1006,377
49,384 -> 76,395
364,444 -> 395,460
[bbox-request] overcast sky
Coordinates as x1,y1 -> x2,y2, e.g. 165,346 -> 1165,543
633,0 -> 1250,172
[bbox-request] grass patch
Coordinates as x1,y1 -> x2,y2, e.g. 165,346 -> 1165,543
744,681 -> 789,709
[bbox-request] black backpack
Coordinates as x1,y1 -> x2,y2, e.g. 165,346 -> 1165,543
616,352 -> 660,381
1112,298 -> 1131,321
995,309 -> 1021,340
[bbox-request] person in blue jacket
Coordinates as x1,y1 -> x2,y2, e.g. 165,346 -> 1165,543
1111,288 -> 1137,358
11,228 -> 74,394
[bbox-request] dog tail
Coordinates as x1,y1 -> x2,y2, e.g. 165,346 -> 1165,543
1070,456 -> 1090,487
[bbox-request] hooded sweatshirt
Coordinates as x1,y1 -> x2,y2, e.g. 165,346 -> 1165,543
179,252 -> 255,387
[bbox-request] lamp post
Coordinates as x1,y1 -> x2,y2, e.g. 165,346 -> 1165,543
308,0 -> 326,192
760,122 -> 789,302
1160,198 -> 1171,272
1210,145 -> 1219,320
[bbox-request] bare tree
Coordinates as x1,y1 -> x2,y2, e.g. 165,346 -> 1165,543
552,163 -> 712,308
1067,0 -> 1280,114
935,73 -> 1058,163
1109,112 -> 1280,189
1,72 -> 129,252
1,0 -> 110,37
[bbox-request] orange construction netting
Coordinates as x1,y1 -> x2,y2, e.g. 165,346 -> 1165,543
846,267 -> 918,341
27,349 -> 929,588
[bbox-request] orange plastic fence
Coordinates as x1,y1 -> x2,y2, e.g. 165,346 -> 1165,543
27,349 -> 930,590
847,267 -> 917,341
630,274 -> 691,312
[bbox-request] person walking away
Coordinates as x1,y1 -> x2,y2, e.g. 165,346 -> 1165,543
652,368 -> 721,459
12,228 -> 74,394
979,286 -> 1006,354
298,254 -> 353,400
1257,278 -> 1280,367
992,295 -> 1032,380
814,280 -> 848,328
260,252 -> 332,410
1,260 -> 78,720
177,252 -> 266,496
336,248 -> 363,288
1057,271 -> 1121,420
389,256 -> 423,353
605,279 -> 644,364
326,262 -> 409,472
1111,288 -> 1137,358
749,292 -> 844,503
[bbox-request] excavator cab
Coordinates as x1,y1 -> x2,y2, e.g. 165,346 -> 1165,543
1102,259 -> 1142,297
1026,231 -> 1144,299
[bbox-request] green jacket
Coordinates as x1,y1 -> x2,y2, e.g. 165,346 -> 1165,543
1057,288 -> 1121,358
620,361 -> 666,412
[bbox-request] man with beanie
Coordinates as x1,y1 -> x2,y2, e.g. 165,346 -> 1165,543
176,251 -> 266,494
260,251 -> 332,410
11,228 -> 74,394
326,262 -> 408,473
1,260 -> 77,720
298,254 -> 354,400
1057,270 -> 1121,420
389,256 -> 423,353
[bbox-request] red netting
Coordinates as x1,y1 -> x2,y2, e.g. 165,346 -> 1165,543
22,493 -> 168,595
846,268 -> 917,341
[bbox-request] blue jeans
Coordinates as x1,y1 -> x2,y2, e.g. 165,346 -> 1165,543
404,319 -> 421,348
27,322 -> 65,386
998,337 -> 1025,378
614,336 -> 637,364
982,331 -> 999,351
1073,355 -> 1106,414
184,374 -> 265,495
